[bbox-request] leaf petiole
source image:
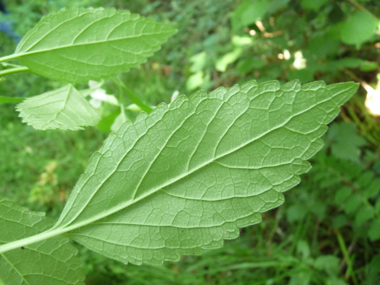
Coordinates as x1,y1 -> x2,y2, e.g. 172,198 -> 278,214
0,66 -> 29,77
335,229 -> 359,284
0,54 -> 22,64
112,77 -> 153,113
0,227 -> 63,254
0,96 -> 25,103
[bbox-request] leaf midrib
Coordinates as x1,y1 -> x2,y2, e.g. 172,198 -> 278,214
52,86 -> 337,235
15,31 -> 170,59
16,9 -> 142,54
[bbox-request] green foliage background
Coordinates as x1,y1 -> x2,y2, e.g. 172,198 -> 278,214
0,0 -> 379,284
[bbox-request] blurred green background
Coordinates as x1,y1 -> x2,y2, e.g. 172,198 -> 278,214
1,0 -> 380,284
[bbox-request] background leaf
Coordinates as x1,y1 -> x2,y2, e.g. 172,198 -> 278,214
327,122 -> 367,163
13,8 -> 176,83
232,0 -> 270,31
45,80 -> 358,265
0,198 -> 84,285
16,84 -> 100,131
340,11 -> 378,47
0,96 -> 24,103
300,0 -> 329,11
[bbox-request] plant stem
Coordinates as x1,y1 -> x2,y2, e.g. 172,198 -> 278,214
0,66 -> 29,76
0,228 -> 65,254
117,78 -> 124,106
335,229 -> 359,284
266,208 -> 281,246
112,77 -> 153,113
0,96 -> 25,103
0,54 -> 22,64
345,0 -> 377,19
289,218 -> 304,255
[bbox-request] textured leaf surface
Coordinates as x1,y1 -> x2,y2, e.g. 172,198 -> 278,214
16,84 -> 100,130
0,198 -> 84,285
45,80 -> 358,265
13,8 -> 176,83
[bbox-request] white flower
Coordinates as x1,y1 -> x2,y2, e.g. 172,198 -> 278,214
88,80 -> 101,89
171,90 -> 179,103
364,82 -> 380,116
87,81 -> 118,108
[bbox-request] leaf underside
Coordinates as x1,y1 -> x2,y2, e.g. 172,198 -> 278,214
16,84 -> 100,130
13,8 -> 176,83
46,80 -> 358,265
0,198 -> 84,285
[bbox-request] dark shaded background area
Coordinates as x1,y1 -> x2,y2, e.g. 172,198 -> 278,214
0,0 -> 379,284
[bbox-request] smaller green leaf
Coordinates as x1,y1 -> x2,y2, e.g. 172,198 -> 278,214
328,122 -> 367,162
375,199 -> 380,212
324,58 -> 379,71
343,195 -> 362,215
308,35 -> 340,57
320,176 -> 341,188
296,240 -> 310,260
340,11 -> 378,47
232,0 -> 270,31
215,48 -> 242,72
186,71 -> 207,91
111,110 -> 128,133
289,271 -> 312,285
286,204 -> 308,222
368,219 -> 380,241
0,197 -> 84,285
13,8 -> 176,83
314,255 -> 340,276
237,57 -> 266,74
356,171 -> 374,188
300,0 -> 329,12
335,186 -> 352,205
366,255 -> 380,285
16,84 -> 100,131
354,204 -> 374,225
332,215 -> 349,229
97,109 -> 121,132
0,96 -> 25,103
189,52 -> 207,73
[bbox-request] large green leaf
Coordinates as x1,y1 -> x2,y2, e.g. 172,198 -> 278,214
0,81 -> 358,266
12,8 -> 176,83
56,80 -> 357,263
0,198 -> 84,285
16,84 -> 100,130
